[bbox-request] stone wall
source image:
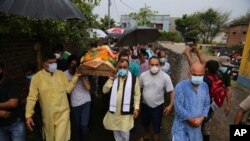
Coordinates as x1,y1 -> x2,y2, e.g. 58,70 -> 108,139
0,38 -> 84,93
0,37 -> 38,96
156,41 -> 190,86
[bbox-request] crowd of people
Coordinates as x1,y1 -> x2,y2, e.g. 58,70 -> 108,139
0,42 -> 249,141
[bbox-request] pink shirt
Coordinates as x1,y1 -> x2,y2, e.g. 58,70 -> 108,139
140,59 -> 149,73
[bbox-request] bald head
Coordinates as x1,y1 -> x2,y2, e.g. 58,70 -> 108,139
190,62 -> 205,76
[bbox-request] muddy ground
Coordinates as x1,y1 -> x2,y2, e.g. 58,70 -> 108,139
88,81 -> 250,141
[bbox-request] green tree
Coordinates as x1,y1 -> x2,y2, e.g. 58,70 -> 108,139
66,0 -> 100,49
198,8 -> 229,44
98,15 -> 116,30
0,0 -> 100,51
175,14 -> 200,42
129,6 -> 158,26
230,10 -> 250,26
175,8 -> 229,44
159,31 -> 181,42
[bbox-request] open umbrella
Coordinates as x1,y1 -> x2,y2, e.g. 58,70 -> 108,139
116,26 -> 160,47
88,28 -> 107,38
0,0 -> 85,20
106,27 -> 124,34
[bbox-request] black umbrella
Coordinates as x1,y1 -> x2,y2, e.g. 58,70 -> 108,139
0,0 -> 85,20
107,33 -> 123,40
116,26 -> 160,47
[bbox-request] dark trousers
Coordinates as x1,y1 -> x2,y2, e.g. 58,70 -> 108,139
71,102 -> 91,141
0,120 -> 25,141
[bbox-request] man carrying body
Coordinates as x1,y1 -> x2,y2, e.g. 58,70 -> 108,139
118,51 -> 140,77
102,59 -> 141,141
25,53 -> 80,141
64,55 -> 91,141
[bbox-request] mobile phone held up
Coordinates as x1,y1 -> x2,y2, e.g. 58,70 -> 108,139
186,42 -> 195,52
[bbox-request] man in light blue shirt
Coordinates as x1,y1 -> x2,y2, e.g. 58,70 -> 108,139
172,63 -> 210,141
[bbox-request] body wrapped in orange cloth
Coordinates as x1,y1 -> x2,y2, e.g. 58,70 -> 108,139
79,45 -> 118,77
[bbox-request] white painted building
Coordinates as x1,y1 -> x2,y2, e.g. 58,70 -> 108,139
120,15 -> 172,32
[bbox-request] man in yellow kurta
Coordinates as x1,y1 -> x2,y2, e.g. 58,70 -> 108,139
102,59 -> 141,141
25,53 -> 79,141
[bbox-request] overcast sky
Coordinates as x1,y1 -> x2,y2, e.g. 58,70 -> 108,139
93,0 -> 250,23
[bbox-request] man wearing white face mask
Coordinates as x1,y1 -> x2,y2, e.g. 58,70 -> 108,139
158,50 -> 170,74
171,63 -> 210,141
25,53 -> 80,141
139,56 -> 174,141
53,44 -> 68,71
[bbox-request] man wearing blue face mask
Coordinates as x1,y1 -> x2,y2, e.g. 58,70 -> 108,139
172,63 -> 210,141
119,51 -> 140,77
102,59 -> 141,141
185,48 -> 232,141
25,53 -> 80,141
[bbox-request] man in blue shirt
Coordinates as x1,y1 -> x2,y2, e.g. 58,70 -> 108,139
172,63 -> 210,141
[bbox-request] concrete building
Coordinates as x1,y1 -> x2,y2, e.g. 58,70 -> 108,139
169,17 -> 178,32
237,22 -> 250,89
120,15 -> 171,32
226,23 -> 249,47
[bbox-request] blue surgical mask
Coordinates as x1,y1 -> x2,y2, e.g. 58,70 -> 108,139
191,75 -> 204,85
219,67 -> 227,73
118,69 -> 128,77
48,63 -> 57,73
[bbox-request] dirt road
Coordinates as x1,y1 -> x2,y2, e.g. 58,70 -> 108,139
210,81 -> 249,141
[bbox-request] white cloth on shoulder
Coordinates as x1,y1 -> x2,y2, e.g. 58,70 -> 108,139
109,71 -> 132,112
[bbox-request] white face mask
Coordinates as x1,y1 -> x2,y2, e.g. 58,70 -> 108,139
48,63 -> 57,73
150,66 -> 160,74
54,53 -> 60,59
160,58 -> 166,63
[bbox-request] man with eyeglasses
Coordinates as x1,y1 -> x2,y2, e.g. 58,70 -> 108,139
139,56 -> 174,141
171,63 -> 210,141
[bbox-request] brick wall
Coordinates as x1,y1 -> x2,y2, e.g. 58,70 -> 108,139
0,38 -> 85,92
226,24 -> 249,47
0,38 -> 37,78
0,37 -> 38,97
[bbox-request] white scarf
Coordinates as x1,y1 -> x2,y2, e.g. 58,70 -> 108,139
109,71 -> 132,112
